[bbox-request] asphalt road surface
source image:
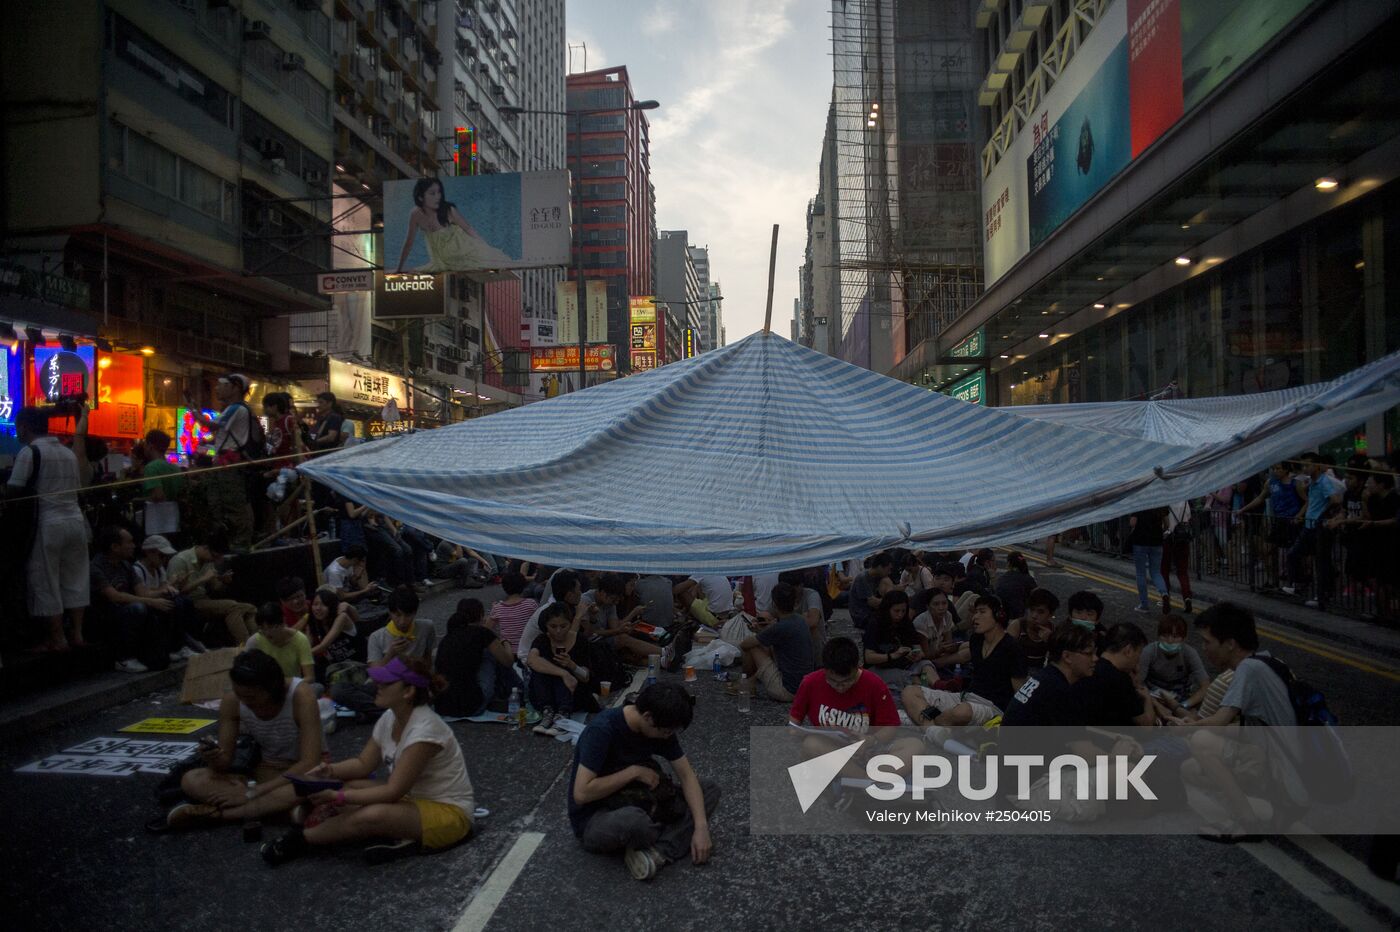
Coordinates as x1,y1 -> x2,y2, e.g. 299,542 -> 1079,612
4,563 -> 1398,932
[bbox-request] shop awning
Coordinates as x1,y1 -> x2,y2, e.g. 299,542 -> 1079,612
301,332 -> 1400,574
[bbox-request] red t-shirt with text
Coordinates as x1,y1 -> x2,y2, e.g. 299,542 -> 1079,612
789,669 -> 899,732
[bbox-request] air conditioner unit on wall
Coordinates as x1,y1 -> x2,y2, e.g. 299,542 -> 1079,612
243,21 -> 272,41
281,52 -> 306,71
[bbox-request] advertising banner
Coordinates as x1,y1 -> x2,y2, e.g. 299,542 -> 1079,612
683,327 -> 697,359
328,358 -> 407,409
317,270 -> 374,294
586,280 -> 608,344
89,354 -> 143,439
945,370 -> 987,405
982,0 -> 1311,284
948,327 -> 986,359
630,322 -> 656,351
555,281 -> 579,345
630,350 -> 657,373
383,171 -> 571,273
629,296 -> 656,324
373,272 -> 447,320
0,344 -> 20,428
530,344 -> 616,373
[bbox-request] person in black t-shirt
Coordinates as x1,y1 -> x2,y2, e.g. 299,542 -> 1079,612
435,598 -> 521,718
310,391 -> 346,450
1074,623 -> 1155,727
527,602 -> 600,733
1007,587 -> 1059,670
1002,621 -> 1098,726
570,684 -> 718,881
903,595 -> 1027,727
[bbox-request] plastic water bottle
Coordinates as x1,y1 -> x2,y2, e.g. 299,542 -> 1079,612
507,688 -> 524,731
646,655 -> 659,686
242,779 -> 261,843
737,675 -> 751,713
712,655 -> 724,681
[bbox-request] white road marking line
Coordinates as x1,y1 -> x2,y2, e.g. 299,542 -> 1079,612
1289,832 -> 1400,917
453,831 -> 545,932
1241,840 -> 1389,931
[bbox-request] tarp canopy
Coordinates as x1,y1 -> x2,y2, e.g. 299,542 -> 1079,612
302,332 -> 1400,574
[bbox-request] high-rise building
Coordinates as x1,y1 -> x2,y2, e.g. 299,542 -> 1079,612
3,0 -> 335,444
805,101 -> 841,357
656,231 -> 700,363
939,0 -> 1400,457
517,0 -> 567,375
689,245 -> 713,352
826,0 -> 983,377
567,66 -> 655,378
707,281 -> 725,350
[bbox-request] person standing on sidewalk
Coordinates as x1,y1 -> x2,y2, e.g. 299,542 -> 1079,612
1285,452 -> 1345,609
6,406 -> 89,651
1161,501 -> 1194,614
185,374 -> 256,549
1128,506 -> 1170,614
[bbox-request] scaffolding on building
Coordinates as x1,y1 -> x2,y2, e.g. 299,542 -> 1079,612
829,0 -> 984,369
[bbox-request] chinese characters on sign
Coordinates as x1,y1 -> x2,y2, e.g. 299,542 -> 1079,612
948,327 -> 986,359
528,344 -> 616,372
945,370 -> 987,406
630,351 -> 657,372
630,323 -> 656,351
31,345 -> 95,405
328,358 -> 407,409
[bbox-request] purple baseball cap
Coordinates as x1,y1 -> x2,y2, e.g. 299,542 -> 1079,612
367,656 -> 430,688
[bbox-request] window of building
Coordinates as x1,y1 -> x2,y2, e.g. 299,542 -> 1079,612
109,121 -> 237,225
109,13 -> 234,128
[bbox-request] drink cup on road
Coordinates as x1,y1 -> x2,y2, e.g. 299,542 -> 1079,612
599,680 -> 611,698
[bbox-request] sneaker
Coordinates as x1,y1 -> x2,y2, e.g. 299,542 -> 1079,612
421,578 -> 435,588
922,724 -> 953,747
624,846 -> 664,881
1132,605 -> 1150,614
660,643 -> 677,672
364,838 -> 419,865
1304,599 -> 1320,609
261,828 -> 308,866
532,708 -> 557,736
115,658 -> 149,674
179,646 -> 199,660
166,802 -> 220,831
183,635 -> 207,654
169,651 -> 183,663
1280,586 -> 1297,596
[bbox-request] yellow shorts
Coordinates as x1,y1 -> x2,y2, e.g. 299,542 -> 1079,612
409,798 -> 472,849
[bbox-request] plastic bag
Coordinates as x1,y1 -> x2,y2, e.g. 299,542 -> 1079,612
684,639 -> 740,670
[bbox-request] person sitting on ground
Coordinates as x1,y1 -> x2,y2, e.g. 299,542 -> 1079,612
260,656 -> 475,865
133,533 -> 201,655
306,587 -> 360,681
928,563 -> 973,628
165,649 -> 321,831
435,540 -> 494,589
962,549 -> 997,597
629,574 -> 676,631
569,683 -> 718,881
246,601 -> 315,682
911,589 -> 958,667
91,525 -> 184,673
675,573 -> 738,629
527,602 -> 600,736
737,582 -> 815,702
1066,589 -> 1107,649
276,576 -> 311,630
902,595 -> 1027,728
847,552 -> 894,634
581,573 -> 664,664
435,598 -> 521,718
994,551 -> 1038,620
1007,587 -> 1061,669
1180,602 -> 1299,842
788,636 -> 904,781
863,590 -> 933,689
332,585 -> 438,716
899,550 -> 934,598
324,544 -> 375,603
1138,613 -> 1209,704
167,528 -> 257,644
489,570 -> 538,656
1001,622 -> 1098,726
1073,623 -> 1155,727
515,569 -> 582,663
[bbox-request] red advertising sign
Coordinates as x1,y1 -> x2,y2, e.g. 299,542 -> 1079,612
1128,0 -> 1182,158
530,344 -> 616,372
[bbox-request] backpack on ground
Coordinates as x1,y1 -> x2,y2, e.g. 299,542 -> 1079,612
1253,655 -> 1353,805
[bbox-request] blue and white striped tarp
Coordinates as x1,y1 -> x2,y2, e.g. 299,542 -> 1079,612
301,333 -> 1400,574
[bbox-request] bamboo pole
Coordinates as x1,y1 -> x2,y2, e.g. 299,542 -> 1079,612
762,224 -> 779,334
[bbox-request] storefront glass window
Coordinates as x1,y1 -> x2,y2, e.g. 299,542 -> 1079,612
1184,278 -> 1215,397
1220,260 -> 1256,394
1102,318 -> 1124,401
1317,214 -> 1366,381
1151,296 -> 1183,393
1260,238 -> 1305,390
1126,304 -> 1152,399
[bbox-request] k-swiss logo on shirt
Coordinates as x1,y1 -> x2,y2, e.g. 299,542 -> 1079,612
817,704 -> 870,732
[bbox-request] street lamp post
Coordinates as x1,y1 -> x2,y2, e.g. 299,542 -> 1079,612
500,99 -> 659,393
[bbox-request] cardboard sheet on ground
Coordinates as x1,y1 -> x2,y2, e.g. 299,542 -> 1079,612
119,717 -> 216,735
17,737 -> 197,778
179,648 -> 238,704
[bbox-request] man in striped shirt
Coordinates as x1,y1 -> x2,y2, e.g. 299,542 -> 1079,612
489,571 -> 538,655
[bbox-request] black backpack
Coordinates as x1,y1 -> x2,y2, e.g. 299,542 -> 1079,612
1252,655 -> 1353,804
227,401 -> 267,461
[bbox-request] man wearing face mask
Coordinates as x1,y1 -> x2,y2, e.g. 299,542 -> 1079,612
1137,614 -> 1209,703
1065,590 -> 1106,652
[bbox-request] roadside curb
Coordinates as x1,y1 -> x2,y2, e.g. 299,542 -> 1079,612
1048,546 -> 1400,663
0,666 -> 183,743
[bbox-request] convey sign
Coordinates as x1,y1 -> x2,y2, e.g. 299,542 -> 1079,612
317,270 -> 374,294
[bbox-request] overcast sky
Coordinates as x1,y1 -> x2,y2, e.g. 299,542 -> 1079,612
566,0 -> 831,343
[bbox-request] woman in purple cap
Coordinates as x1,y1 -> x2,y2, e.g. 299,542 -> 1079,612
260,655 -> 475,864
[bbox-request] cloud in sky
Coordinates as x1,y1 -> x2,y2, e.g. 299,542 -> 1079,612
567,0 -> 831,343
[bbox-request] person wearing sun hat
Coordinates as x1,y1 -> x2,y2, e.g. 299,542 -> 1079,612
133,534 -> 202,656
260,655 -> 476,866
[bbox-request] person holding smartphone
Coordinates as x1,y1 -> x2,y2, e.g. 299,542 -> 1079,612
526,602 -> 600,737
